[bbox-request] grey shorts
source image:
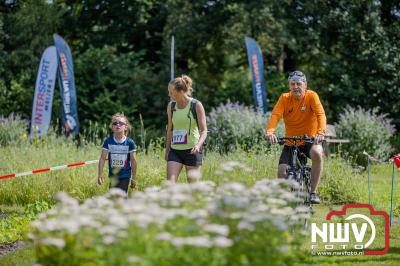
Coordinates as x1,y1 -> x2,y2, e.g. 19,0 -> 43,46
167,148 -> 202,166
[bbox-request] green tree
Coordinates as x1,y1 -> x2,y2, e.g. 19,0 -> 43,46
163,0 -> 292,110
74,46 -> 166,130
0,0 -> 62,116
282,0 -> 400,125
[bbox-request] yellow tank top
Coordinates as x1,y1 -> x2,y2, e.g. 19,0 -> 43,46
171,99 -> 200,150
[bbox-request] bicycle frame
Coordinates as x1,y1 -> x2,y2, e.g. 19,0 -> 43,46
277,135 -> 314,204
277,135 -> 315,229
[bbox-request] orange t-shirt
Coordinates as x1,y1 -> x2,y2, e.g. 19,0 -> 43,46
266,89 -> 326,137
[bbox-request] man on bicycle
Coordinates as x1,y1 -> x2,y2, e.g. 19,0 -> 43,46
265,71 -> 326,204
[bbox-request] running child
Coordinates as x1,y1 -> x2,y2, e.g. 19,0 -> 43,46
98,113 -> 137,193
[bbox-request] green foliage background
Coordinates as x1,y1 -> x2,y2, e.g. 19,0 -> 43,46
0,0 -> 399,134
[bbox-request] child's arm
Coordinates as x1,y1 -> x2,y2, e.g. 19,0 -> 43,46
98,149 -> 108,185
130,151 -> 137,189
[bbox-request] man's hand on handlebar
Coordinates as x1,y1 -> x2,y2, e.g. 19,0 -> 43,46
266,133 -> 278,144
314,134 -> 325,144
267,134 -> 322,145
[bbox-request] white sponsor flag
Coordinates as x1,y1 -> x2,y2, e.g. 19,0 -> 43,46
30,46 -> 58,138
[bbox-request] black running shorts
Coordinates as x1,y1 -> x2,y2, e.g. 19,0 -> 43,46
109,177 -> 131,193
167,148 -> 203,166
279,143 -> 313,166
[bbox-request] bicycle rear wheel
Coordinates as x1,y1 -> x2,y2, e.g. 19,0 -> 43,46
301,166 -> 313,230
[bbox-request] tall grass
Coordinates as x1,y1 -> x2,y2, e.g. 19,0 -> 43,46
1,135 -> 398,214
0,143 -> 280,205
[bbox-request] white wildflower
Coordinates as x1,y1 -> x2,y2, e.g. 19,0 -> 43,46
171,236 -> 212,248
219,161 -> 252,172
108,188 -> 127,198
76,215 -> 94,226
294,205 -> 312,214
219,182 -> 246,193
279,245 -> 289,253
157,232 -> 173,241
188,209 -> 209,220
170,193 -> 193,205
103,235 -> 116,245
270,207 -> 293,216
60,219 -> 80,234
39,219 -> 59,232
228,212 -> 244,219
213,236 -> 234,248
237,221 -> 255,231
130,214 -> 153,228
191,181 -> 216,192
42,238 -> 65,248
99,225 -> 118,235
252,204 -> 269,212
184,236 -> 213,248
144,186 -> 161,192
272,219 -> 289,231
55,191 -> 78,207
244,213 -> 271,223
127,256 -> 141,263
171,237 -> 185,247
203,224 -> 230,236
117,231 -> 128,238
108,215 -> 128,228
266,198 -> 287,206
90,196 -> 113,208
187,169 -> 201,181
37,213 -> 47,219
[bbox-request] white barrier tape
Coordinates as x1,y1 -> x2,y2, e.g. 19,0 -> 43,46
0,159 -> 99,180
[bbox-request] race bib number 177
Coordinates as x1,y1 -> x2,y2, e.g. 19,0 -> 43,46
172,129 -> 188,145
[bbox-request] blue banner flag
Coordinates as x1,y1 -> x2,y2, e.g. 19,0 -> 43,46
30,46 -> 58,139
53,34 -> 79,136
245,37 -> 267,114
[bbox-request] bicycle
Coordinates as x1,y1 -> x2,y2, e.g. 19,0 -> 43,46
277,135 -> 314,228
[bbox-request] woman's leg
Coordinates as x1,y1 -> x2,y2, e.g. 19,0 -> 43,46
167,161 -> 183,183
185,165 -> 201,183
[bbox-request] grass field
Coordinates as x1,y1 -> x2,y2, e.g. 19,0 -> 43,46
0,142 -> 399,265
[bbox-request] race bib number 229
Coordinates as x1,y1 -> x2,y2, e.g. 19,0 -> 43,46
111,154 -> 127,167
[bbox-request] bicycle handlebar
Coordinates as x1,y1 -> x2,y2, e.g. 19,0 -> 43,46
277,135 -> 314,145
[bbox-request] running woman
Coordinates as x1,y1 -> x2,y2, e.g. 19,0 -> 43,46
165,75 -> 207,183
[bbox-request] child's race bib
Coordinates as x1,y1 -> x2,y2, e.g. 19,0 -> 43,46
111,153 -> 127,168
172,129 -> 188,145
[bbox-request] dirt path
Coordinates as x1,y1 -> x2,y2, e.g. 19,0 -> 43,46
0,211 -> 24,257
0,241 -> 24,257
0,211 -> 10,219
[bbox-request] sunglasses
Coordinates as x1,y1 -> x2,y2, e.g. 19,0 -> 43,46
112,121 -> 126,126
288,71 -> 306,83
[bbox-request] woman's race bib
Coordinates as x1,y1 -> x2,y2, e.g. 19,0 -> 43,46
111,153 -> 127,168
172,129 -> 188,145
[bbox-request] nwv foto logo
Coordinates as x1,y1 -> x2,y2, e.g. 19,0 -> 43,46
310,204 -> 390,255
